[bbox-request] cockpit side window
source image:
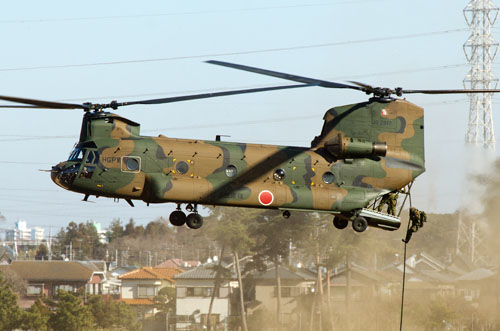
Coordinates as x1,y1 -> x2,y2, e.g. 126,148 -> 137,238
85,150 -> 99,165
79,149 -> 99,179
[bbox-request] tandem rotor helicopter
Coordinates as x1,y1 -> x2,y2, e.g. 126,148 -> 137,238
2,60 -> 499,232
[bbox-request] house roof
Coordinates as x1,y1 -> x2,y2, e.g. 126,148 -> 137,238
328,264 -> 396,285
0,261 -> 103,282
119,267 -> 183,282
121,298 -> 154,305
156,259 -> 200,269
455,268 -> 496,282
110,266 -> 139,276
252,266 -> 316,281
174,264 -> 230,280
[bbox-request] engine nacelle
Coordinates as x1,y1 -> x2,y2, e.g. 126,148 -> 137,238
324,133 -> 387,159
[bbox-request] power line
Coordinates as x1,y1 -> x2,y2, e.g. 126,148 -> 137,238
0,0 -> 387,24
0,29 -> 467,73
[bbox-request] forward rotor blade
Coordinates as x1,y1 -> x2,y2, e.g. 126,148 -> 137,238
0,105 -> 46,108
114,83 -> 315,107
0,95 -> 86,109
206,60 -> 363,91
402,89 -> 500,94
348,81 -> 377,94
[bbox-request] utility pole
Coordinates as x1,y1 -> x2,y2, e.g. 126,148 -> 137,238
464,0 -> 499,148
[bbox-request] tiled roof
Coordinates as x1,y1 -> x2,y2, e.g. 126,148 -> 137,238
153,267 -> 184,280
121,298 -> 154,305
253,267 -> 316,281
174,264 -> 236,280
119,267 -> 183,281
0,261 -> 101,282
156,259 -> 200,269
455,268 -> 496,281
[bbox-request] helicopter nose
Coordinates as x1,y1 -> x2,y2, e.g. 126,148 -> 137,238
50,164 -> 65,188
50,164 -> 60,179
50,162 -> 77,190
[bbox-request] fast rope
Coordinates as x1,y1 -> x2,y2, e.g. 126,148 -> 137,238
397,182 -> 413,331
400,200 -> 411,330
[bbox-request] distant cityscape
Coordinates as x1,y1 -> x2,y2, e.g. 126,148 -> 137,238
4,220 -> 45,244
1,220 -> 108,260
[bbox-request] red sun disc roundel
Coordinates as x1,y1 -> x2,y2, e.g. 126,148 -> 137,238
258,190 -> 274,206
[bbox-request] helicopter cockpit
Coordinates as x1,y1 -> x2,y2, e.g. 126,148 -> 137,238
51,143 -> 100,189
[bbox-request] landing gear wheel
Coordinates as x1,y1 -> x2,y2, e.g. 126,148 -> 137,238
282,210 -> 291,219
169,210 -> 187,226
186,213 -> 204,229
333,216 -> 348,229
352,216 -> 368,233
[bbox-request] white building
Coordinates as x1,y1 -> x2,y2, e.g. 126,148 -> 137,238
5,220 -> 44,244
174,264 -> 238,327
91,222 -> 108,244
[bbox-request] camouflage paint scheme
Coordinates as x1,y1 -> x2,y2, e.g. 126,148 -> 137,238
51,97 -> 425,217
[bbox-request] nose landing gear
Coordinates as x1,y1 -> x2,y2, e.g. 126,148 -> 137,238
169,203 -> 204,229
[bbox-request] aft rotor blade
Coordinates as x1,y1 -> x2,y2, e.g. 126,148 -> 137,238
114,84 -> 315,107
206,60 -> 363,91
0,95 -> 86,109
402,89 -> 500,94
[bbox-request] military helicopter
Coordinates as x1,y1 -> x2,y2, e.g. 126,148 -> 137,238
2,61 -> 499,232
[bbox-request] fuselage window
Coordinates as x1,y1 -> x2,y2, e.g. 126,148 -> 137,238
176,161 -> 189,174
225,165 -> 238,177
322,172 -> 335,184
273,169 -> 285,181
122,156 -> 141,173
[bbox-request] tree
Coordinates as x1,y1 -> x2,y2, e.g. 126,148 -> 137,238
0,272 -> 23,330
49,290 -> 93,331
21,298 -> 50,331
1,268 -> 26,294
206,245 -> 233,330
124,218 -> 145,238
35,243 -> 49,260
87,295 -> 140,331
154,286 -> 176,315
54,221 -> 106,260
209,207 -> 258,331
144,219 -> 170,239
107,218 -> 124,243
249,210 -> 313,329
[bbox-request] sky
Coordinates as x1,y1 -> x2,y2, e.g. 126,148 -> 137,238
0,0 -> 499,235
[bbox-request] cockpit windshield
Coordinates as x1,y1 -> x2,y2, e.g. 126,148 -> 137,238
68,146 -> 83,161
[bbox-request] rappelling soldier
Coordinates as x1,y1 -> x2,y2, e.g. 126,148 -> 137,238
403,207 -> 426,243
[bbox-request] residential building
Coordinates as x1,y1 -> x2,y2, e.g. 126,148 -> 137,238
246,266 -> 316,317
119,267 -> 183,318
174,261 -> 316,328
174,264 -> 237,327
0,260 -> 106,308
